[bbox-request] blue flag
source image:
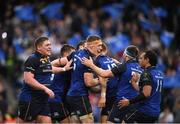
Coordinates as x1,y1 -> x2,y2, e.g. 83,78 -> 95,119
41,2 -> 64,20
15,5 -> 38,22
160,31 -> 174,48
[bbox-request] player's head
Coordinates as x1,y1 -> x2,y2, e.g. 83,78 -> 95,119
123,45 -> 139,61
76,40 -> 86,50
100,42 -> 108,55
85,35 -> 103,56
138,50 -> 157,68
60,44 -> 75,57
34,36 -> 51,56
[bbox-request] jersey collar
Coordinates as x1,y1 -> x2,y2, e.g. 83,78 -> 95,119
34,51 -> 46,58
146,66 -> 156,71
126,59 -> 137,64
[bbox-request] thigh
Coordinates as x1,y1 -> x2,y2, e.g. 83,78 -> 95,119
36,115 -> 51,123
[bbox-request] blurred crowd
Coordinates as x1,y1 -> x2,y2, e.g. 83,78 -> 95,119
0,0 -> 180,123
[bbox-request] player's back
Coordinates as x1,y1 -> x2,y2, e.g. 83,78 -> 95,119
67,49 -> 92,96
96,55 -> 119,97
116,60 -> 143,100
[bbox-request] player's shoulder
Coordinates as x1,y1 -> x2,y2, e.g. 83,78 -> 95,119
96,54 -> 106,61
75,49 -> 89,56
25,53 -> 39,63
153,68 -> 164,78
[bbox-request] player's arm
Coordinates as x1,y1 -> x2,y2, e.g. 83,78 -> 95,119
51,57 -> 69,67
118,72 -> 152,108
81,57 -> 114,78
112,58 -> 120,64
52,51 -> 74,66
51,52 -> 74,73
134,71 -> 152,98
52,60 -> 73,73
81,57 -> 126,78
84,72 -> 99,87
98,76 -> 107,107
131,73 -> 140,91
24,57 -> 54,98
24,72 -> 49,91
24,71 -> 54,98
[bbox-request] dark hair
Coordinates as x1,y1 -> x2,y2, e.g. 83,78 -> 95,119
76,40 -> 86,50
60,44 -> 75,57
86,35 -> 101,43
125,45 -> 139,58
144,50 -> 157,66
34,36 -> 49,50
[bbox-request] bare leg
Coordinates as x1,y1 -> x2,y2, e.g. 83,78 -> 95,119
60,116 -> 71,123
80,113 -> 94,124
16,117 -> 34,123
36,115 -> 52,123
101,115 -> 108,123
70,115 -> 81,123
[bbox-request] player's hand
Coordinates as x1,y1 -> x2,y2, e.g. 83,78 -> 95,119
118,97 -> 130,109
64,59 -> 73,71
131,72 -> 140,83
81,57 -> 94,67
98,97 -> 106,108
44,87 -> 55,98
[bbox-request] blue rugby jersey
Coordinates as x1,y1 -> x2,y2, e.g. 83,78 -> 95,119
67,49 -> 92,96
19,52 -> 52,102
95,55 -> 119,97
138,66 -> 164,117
49,70 -> 71,103
111,60 -> 143,100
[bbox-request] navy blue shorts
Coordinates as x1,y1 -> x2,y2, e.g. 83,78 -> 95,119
66,96 -> 92,117
49,102 -> 70,123
124,109 -> 158,123
108,100 -> 137,123
18,101 -> 50,121
101,96 -> 116,116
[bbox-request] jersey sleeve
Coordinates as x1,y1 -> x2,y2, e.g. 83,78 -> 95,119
140,71 -> 152,86
24,56 -> 39,74
111,63 -> 126,76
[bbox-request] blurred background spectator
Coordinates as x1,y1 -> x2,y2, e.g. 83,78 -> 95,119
0,0 -> 179,122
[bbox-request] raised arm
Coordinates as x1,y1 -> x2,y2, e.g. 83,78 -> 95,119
52,60 -> 73,73
51,57 -> 69,67
81,57 -> 114,78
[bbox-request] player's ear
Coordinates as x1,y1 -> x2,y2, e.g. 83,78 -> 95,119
36,45 -> 41,50
146,58 -> 150,64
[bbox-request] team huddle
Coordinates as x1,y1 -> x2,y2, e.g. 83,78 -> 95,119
17,35 -> 164,123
